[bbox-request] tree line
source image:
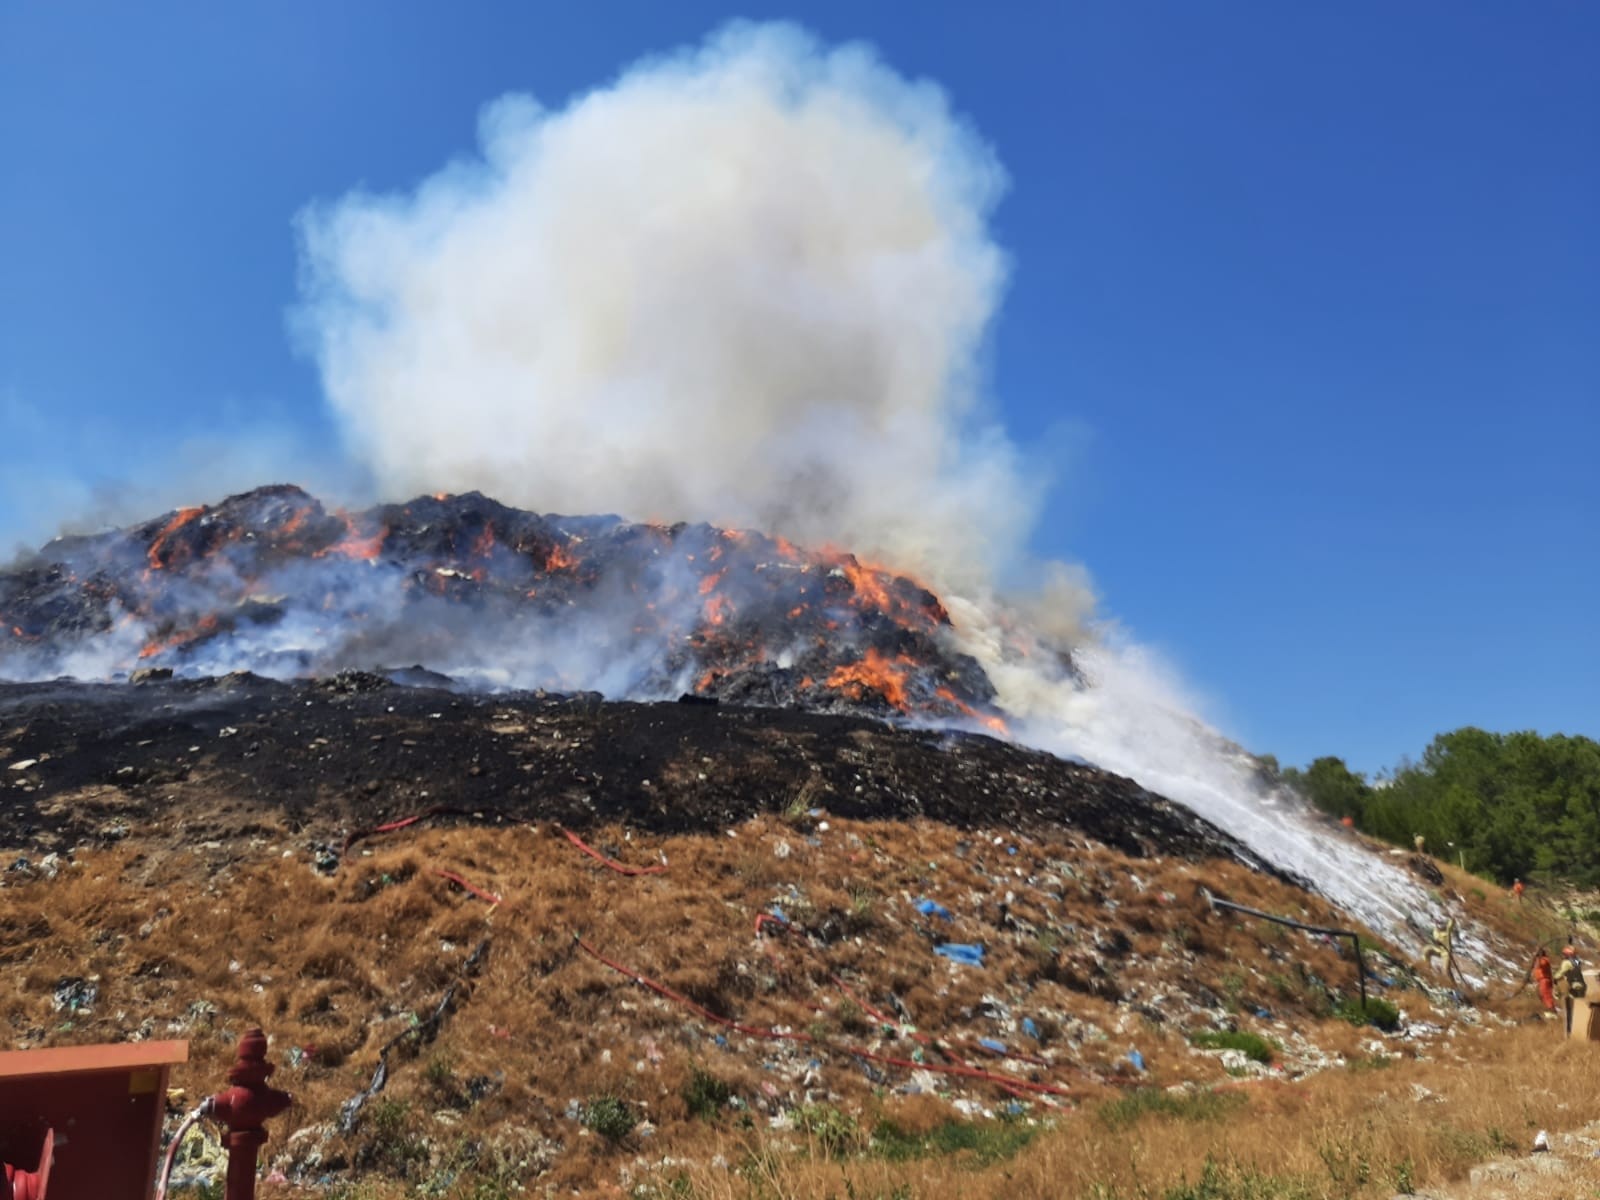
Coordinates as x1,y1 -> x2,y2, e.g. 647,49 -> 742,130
1265,728 -> 1600,886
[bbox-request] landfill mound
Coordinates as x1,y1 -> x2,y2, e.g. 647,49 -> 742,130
0,485 -> 1009,729
0,673 -> 1546,1198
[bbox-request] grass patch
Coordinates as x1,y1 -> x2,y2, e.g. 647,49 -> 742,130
872,1117 -> 1039,1166
1345,1053 -> 1396,1072
1097,1088 -> 1247,1131
1190,1029 -> 1277,1063
1091,1156 -> 1319,1200
582,1095 -> 637,1143
357,1099 -> 428,1177
1334,995 -> 1401,1031
795,1103 -> 862,1156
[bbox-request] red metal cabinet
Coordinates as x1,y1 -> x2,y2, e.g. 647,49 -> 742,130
0,1041 -> 188,1200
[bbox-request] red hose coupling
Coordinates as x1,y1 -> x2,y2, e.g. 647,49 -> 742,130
2,1130 -> 54,1200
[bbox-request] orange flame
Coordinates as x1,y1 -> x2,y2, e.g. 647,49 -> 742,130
138,614 -> 219,659
146,507 -> 204,570
826,648 -> 914,711
935,686 -> 1010,736
279,505 -> 314,540
704,593 -> 733,626
543,542 -> 578,572
840,559 -> 893,612
470,522 -> 496,559
317,513 -> 387,561
698,569 -> 725,596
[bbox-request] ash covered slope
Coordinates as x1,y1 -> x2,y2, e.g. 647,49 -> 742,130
0,485 -> 1004,727
0,674 -> 1268,873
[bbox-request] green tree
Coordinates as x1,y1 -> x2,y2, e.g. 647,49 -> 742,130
1284,729 -> 1600,886
1282,757 -> 1373,824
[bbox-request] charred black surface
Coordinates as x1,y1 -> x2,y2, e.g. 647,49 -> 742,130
0,675 -> 1268,873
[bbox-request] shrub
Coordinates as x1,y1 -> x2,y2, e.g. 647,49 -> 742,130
682,1067 -> 731,1119
1190,1029 -> 1277,1063
582,1095 -> 636,1143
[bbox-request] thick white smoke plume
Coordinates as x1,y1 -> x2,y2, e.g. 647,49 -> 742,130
294,22 -> 1448,949
298,22 -> 1029,598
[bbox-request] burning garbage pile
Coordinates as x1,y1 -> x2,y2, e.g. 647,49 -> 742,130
0,485 -> 1009,730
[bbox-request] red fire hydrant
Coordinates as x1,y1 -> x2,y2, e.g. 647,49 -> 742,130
202,1029 -> 291,1200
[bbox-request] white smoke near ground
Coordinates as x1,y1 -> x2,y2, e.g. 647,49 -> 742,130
292,21 -> 1457,953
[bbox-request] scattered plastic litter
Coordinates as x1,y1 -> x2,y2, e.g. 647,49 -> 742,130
979,1038 -> 1006,1055
52,977 -> 97,1014
1128,1049 -> 1146,1072
1022,1017 -> 1041,1040
933,943 -> 985,966
914,898 -> 953,920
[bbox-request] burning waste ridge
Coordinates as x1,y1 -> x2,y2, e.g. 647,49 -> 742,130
0,484 -> 1490,964
0,484 -> 1010,732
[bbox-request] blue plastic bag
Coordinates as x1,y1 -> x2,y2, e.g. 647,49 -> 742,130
933,943 -> 985,966
915,898 -> 953,920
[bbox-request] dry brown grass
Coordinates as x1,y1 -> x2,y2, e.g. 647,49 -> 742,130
0,816 -> 1578,1198
657,1024 -> 1600,1200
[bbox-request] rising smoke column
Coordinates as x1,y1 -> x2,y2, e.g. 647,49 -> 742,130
295,22 -> 1452,949
296,21 -> 1032,599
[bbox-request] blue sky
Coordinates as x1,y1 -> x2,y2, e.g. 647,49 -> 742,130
1,2 -> 1595,773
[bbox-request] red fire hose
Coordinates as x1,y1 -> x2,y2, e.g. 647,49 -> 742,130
433,869 -> 502,904
562,829 -> 667,876
342,805 -> 529,854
